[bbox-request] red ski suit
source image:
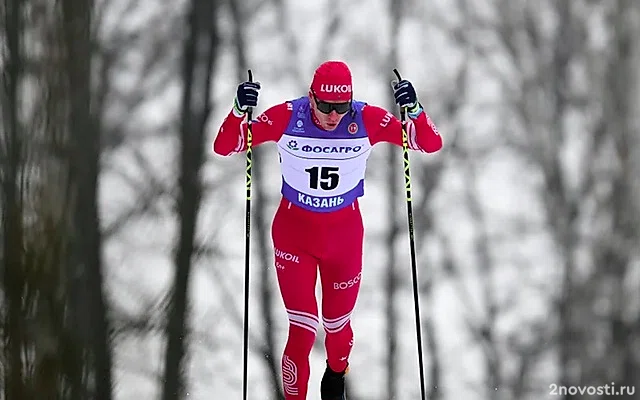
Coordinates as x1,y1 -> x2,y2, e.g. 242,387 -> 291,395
213,99 -> 442,398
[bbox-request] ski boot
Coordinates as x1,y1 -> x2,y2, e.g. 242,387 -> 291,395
320,361 -> 348,400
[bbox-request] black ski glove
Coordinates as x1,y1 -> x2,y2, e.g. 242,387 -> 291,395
392,79 -> 422,117
234,81 -> 261,113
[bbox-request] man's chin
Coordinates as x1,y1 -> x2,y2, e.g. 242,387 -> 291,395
324,123 -> 338,131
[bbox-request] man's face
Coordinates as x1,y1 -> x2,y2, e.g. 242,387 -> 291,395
309,91 -> 351,131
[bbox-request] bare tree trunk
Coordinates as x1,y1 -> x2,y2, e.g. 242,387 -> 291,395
413,65 -> 468,400
60,0 -> 114,398
464,163 -> 502,400
491,0 -> 586,394
382,1 -> 403,398
226,0 -> 285,397
161,0 -> 219,398
541,4 -> 582,395
596,1 -> 640,396
1,0 -> 26,398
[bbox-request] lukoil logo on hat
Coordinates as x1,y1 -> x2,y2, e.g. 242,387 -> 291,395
319,84 -> 351,93
311,61 -> 353,102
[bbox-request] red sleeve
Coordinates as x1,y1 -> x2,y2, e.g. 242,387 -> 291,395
212,102 -> 292,156
362,104 -> 443,153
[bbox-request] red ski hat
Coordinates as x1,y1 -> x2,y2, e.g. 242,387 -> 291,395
310,60 -> 353,102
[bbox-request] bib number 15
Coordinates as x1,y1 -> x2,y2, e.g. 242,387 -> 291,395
305,166 -> 339,190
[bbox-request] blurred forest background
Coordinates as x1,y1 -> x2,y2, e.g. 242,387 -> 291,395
1,0 -> 639,399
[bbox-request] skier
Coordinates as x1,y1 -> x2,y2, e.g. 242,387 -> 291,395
212,60 -> 442,399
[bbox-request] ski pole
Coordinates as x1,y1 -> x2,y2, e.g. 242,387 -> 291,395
393,68 -> 427,400
242,69 -> 254,400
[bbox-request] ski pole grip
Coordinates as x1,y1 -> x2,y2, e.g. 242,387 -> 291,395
392,69 -> 406,121
246,69 -> 253,119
